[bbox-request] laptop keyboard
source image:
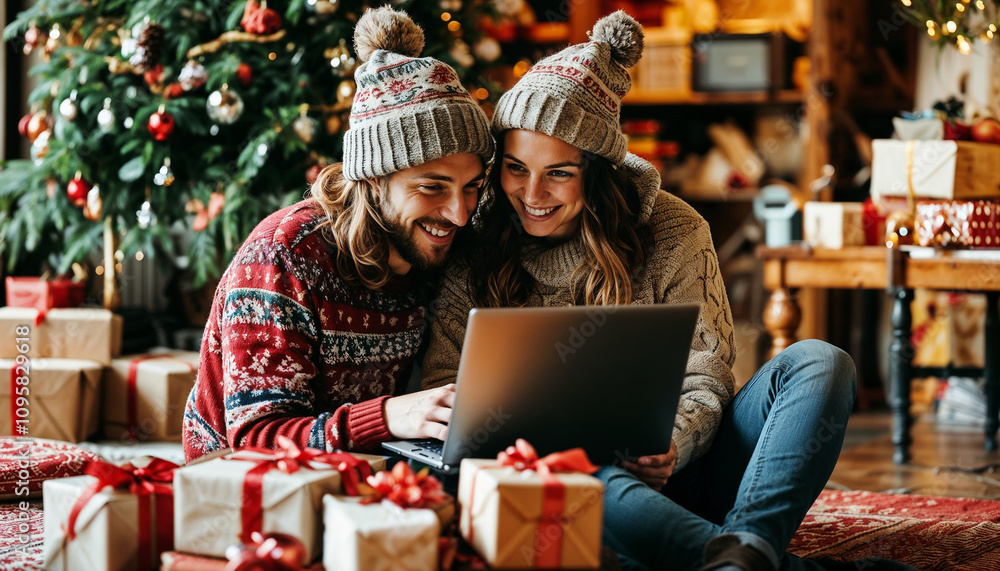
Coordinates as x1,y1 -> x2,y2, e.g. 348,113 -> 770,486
411,439 -> 444,456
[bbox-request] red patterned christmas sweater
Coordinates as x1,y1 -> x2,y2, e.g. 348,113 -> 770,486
183,199 -> 428,462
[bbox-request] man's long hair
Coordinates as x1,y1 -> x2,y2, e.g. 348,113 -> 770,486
309,163 -> 395,290
467,135 -> 650,307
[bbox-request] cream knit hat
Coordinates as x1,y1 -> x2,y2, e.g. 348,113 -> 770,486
492,11 -> 644,166
342,7 -> 494,180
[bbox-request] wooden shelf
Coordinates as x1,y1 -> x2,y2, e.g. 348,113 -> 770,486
623,89 -> 805,106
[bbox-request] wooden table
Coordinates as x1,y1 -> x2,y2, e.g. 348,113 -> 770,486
757,245 -> 1000,464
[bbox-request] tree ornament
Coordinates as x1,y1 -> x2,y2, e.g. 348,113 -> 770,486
67,173 -> 91,207
164,83 -> 184,99
83,185 -> 103,221
179,61 -> 208,91
18,113 -> 33,138
143,64 -> 165,87
325,39 -> 358,77
306,0 -> 339,15
206,84 -> 245,124
44,25 -> 63,58
148,105 -> 175,141
27,111 -> 49,142
336,79 -> 357,104
236,62 -> 253,86
23,23 -> 44,55
120,33 -> 137,58
324,113 -> 342,135
130,22 -> 165,72
59,90 -> 79,121
153,157 -> 176,186
449,39 -> 475,68
472,37 -> 502,63
292,105 -> 319,144
31,130 -> 51,160
305,163 -> 323,185
136,199 -> 157,229
241,1 -> 283,35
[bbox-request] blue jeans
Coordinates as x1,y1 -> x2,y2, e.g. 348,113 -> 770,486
597,340 -> 857,571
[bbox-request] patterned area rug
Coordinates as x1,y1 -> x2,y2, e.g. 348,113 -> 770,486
789,490 -> 1000,570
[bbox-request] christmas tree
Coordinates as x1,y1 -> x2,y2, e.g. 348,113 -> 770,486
1,0 -> 504,303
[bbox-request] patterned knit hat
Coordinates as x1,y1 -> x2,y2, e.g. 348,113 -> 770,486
492,11 -> 644,166
342,7 -> 494,180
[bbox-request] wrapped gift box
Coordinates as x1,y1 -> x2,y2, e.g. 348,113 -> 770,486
173,449 -> 386,560
323,495 -> 439,571
103,350 -> 200,442
5,277 -> 86,312
915,200 -> 1000,248
458,458 -> 604,569
0,359 -> 102,442
160,551 -> 326,570
43,458 -> 176,571
871,140 -> 1000,200
0,308 -> 122,364
803,202 -> 866,249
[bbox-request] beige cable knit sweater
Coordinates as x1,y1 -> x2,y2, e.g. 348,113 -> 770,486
421,153 -> 736,470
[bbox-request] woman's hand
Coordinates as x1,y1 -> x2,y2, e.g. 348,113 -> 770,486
384,384 -> 456,441
622,440 -> 677,490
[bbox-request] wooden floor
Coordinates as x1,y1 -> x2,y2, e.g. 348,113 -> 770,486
830,410 -> 1000,500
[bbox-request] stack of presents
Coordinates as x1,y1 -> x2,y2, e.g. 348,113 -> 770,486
802,114 -> 1000,250
3,279 -> 608,570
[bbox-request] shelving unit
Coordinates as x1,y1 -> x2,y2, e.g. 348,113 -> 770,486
623,89 -> 806,106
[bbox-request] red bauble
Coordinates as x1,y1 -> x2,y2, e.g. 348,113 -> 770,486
222,549 -> 276,571
305,164 -> 322,185
148,110 -> 175,141
66,176 -> 91,207
18,113 -> 33,137
237,62 -> 253,87
251,532 -> 307,570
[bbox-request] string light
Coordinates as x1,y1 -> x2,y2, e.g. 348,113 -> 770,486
447,21 -> 460,32
135,251 -> 144,261
441,12 -> 451,21
902,0 -> 1000,53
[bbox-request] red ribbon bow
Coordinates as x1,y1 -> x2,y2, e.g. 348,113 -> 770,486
496,439 -> 599,476
227,436 -> 372,545
466,439 -> 598,569
363,461 -> 446,510
65,458 -> 178,571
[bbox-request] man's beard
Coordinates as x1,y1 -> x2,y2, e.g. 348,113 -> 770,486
382,206 -> 451,272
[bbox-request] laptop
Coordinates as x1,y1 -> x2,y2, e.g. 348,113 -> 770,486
383,303 -> 700,474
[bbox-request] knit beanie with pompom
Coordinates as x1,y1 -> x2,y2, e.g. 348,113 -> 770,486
342,6 -> 494,180
492,10 -> 644,166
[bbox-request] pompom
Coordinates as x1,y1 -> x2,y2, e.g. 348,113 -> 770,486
354,6 -> 425,63
589,10 -> 644,68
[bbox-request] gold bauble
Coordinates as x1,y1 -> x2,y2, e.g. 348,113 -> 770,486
27,111 -> 49,142
325,114 -> 342,135
336,79 -> 357,104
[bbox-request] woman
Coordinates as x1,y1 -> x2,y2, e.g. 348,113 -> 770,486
421,11 -> 902,571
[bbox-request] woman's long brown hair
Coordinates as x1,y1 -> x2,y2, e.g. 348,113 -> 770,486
468,135 -> 650,307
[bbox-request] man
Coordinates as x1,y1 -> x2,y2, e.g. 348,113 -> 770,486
183,6 -> 493,462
